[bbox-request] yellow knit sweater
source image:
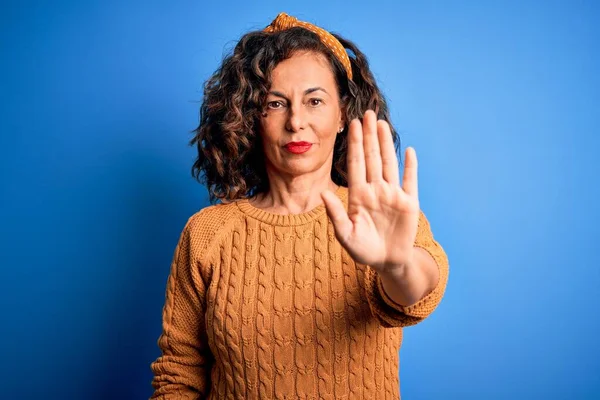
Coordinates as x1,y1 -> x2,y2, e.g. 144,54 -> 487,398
150,186 -> 449,399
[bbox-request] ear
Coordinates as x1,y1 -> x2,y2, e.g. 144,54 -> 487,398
338,113 -> 346,133
338,116 -> 346,133
338,102 -> 348,133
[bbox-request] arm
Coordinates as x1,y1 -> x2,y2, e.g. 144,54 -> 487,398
150,219 -> 214,399
365,210 -> 449,328
378,246 -> 439,308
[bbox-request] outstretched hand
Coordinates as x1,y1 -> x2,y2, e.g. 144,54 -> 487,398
321,110 -> 420,274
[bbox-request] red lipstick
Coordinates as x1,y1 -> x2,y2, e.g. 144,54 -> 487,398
284,141 -> 312,154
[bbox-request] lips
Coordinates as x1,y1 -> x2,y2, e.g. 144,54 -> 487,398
284,142 -> 312,154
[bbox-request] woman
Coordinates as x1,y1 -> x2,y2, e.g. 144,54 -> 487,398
151,12 -> 449,400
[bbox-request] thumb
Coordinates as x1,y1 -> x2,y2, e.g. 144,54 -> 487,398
320,190 -> 352,245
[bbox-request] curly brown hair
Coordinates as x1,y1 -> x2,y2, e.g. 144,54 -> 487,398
190,26 -> 401,204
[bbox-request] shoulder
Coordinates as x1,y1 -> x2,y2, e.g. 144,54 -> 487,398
181,201 -> 244,258
186,201 -> 242,230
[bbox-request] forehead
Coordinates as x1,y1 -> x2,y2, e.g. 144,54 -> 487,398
270,51 -> 337,90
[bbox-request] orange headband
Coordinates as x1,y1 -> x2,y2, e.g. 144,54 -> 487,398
263,12 -> 353,80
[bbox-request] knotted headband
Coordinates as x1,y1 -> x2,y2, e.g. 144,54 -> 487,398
263,12 -> 353,80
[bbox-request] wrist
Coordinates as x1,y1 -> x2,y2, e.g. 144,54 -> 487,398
376,251 -> 416,277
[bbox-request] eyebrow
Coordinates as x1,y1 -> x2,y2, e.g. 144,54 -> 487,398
268,87 -> 329,99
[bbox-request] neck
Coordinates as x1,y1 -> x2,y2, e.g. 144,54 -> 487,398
251,167 -> 339,215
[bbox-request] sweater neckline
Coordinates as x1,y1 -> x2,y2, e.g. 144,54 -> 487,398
236,185 -> 348,226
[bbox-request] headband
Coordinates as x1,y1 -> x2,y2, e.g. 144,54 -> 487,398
263,12 -> 353,80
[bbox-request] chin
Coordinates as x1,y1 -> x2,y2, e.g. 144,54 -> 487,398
279,158 -> 320,175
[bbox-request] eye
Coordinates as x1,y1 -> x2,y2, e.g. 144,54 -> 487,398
309,98 -> 323,107
267,100 -> 285,109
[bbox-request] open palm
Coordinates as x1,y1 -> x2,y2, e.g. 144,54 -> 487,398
321,110 -> 420,274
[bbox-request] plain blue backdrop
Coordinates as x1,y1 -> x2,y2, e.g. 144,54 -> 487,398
1,0 -> 598,399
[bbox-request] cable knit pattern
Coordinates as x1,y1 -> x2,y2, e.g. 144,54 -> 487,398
341,247 -> 365,399
150,186 -> 449,399
241,220 -> 260,397
225,227 -> 246,396
313,217 -> 334,399
294,225 -> 317,398
257,224 -> 275,398
327,219 -> 349,399
273,227 -> 295,399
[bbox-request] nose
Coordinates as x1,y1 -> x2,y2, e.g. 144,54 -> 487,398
285,103 -> 307,132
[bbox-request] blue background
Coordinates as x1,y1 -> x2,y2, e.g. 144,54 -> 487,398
2,0 -> 598,399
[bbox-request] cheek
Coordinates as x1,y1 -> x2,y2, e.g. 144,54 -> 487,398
258,124 -> 283,161
259,120 -> 278,143
319,108 -> 341,132
315,119 -> 339,142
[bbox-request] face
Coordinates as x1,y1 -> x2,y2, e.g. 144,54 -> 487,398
258,51 -> 344,181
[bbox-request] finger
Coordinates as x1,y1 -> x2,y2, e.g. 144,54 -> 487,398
377,120 -> 400,186
347,118 -> 366,187
363,110 -> 383,182
321,190 -> 353,244
402,147 -> 418,197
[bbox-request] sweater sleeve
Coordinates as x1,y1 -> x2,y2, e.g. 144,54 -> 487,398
150,217 -> 214,399
365,209 -> 449,328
